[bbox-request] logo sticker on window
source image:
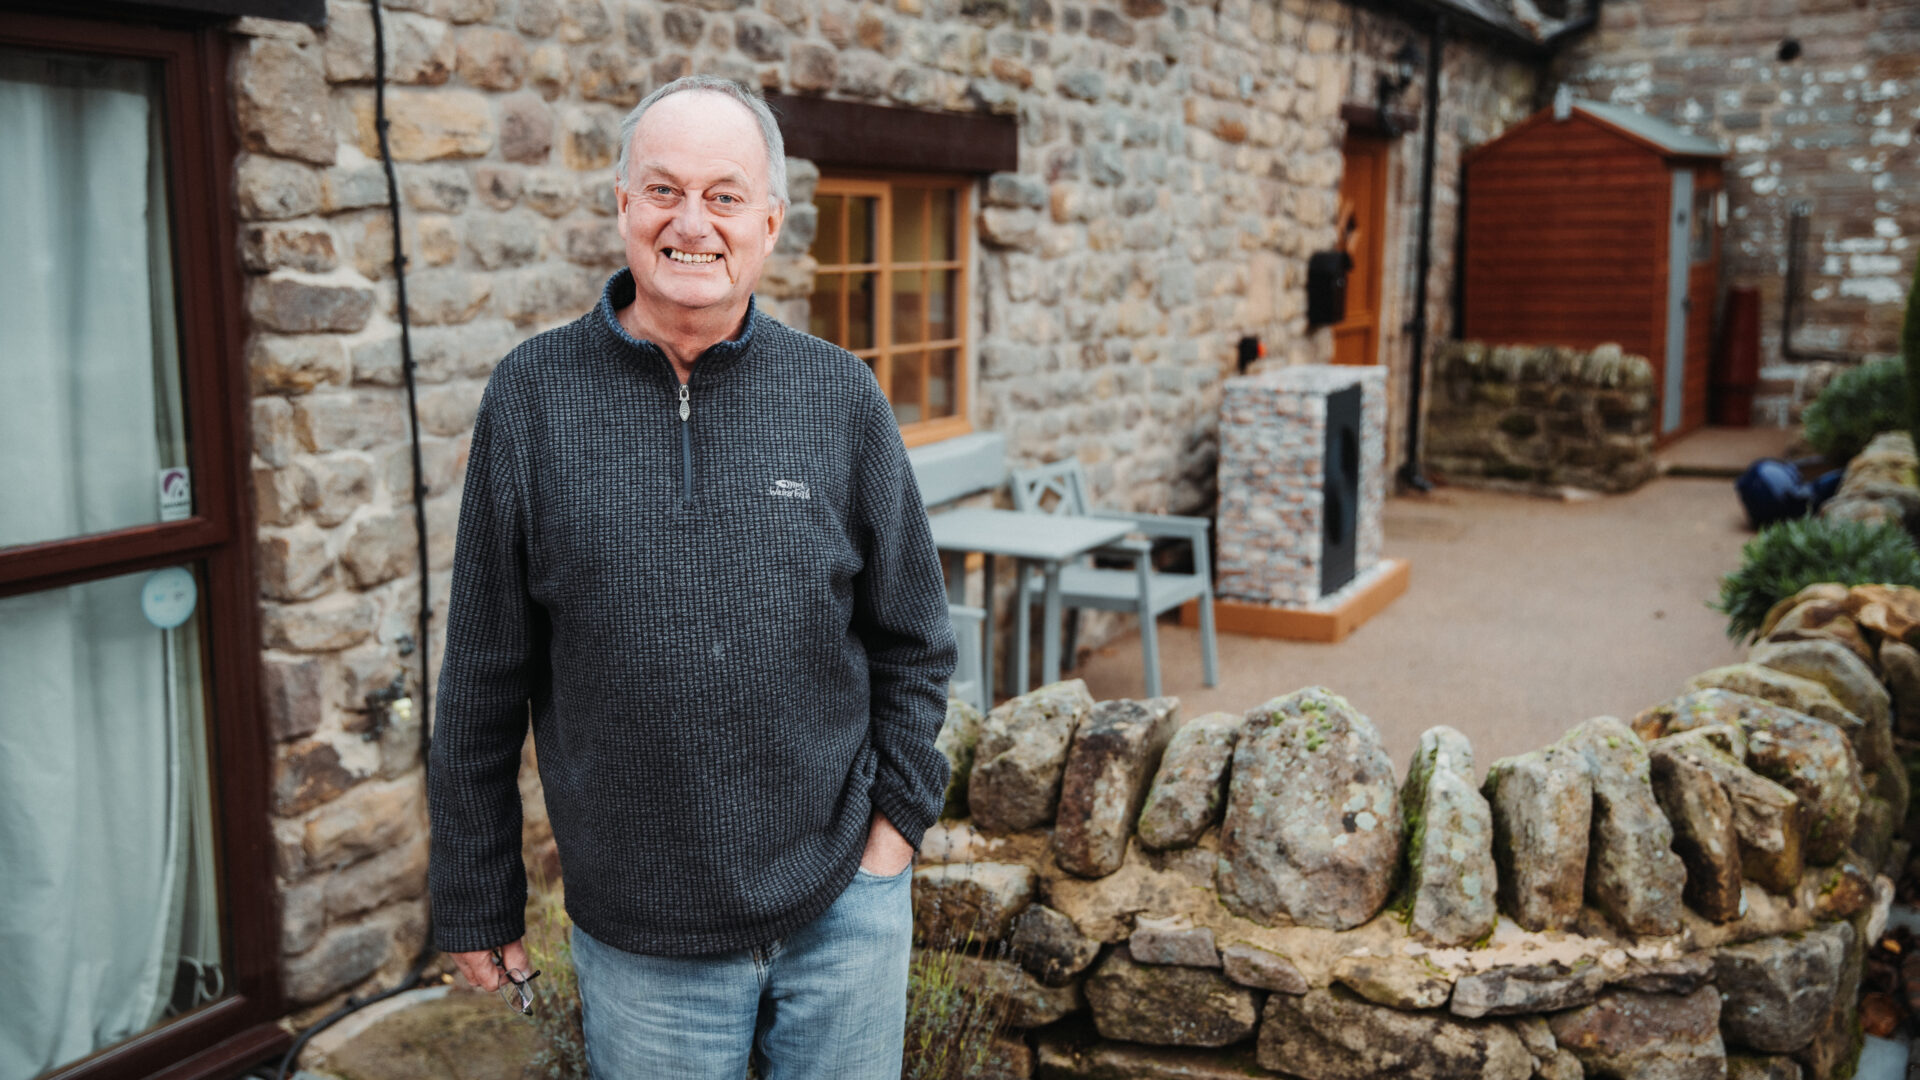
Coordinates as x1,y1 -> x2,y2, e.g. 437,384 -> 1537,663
158,467 -> 192,522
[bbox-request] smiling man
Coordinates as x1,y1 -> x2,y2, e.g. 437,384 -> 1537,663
426,76 -> 956,1078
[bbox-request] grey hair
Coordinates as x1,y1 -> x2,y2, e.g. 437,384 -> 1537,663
614,75 -> 789,209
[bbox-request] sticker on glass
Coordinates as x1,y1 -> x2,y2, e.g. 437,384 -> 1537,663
141,567 -> 197,630
159,467 -> 192,522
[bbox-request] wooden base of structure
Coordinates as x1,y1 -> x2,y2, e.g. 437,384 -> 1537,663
1179,558 -> 1410,643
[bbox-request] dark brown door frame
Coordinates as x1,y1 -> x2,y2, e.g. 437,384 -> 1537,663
2,11 -> 288,1080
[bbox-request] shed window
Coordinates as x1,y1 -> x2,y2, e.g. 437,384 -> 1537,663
807,175 -> 972,448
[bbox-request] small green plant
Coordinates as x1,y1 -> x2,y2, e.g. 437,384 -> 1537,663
522,883 -> 588,1080
1803,358 -> 1908,462
1715,516 -> 1920,641
904,904 -> 1019,1080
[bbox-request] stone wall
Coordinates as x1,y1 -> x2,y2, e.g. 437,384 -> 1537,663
229,0 -> 1545,1011
1423,340 -> 1660,494
916,585 -> 1912,1078
1555,0 -> 1920,426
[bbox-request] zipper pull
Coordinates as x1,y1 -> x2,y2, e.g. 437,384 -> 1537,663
678,383 -> 690,421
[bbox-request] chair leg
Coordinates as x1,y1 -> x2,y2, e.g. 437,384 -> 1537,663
1014,560 -> 1031,696
1199,589 -> 1220,687
1139,595 -> 1162,699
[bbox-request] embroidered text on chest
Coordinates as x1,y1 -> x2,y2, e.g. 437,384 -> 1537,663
767,479 -> 812,499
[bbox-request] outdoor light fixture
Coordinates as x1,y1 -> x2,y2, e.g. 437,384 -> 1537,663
1375,41 -> 1423,134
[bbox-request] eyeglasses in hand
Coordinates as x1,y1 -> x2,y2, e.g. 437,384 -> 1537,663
490,947 -> 541,1015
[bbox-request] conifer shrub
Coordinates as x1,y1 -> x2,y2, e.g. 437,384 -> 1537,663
1803,358 -> 1907,463
1716,516 -> 1920,641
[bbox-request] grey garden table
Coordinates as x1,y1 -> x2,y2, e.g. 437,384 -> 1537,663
927,507 -> 1135,701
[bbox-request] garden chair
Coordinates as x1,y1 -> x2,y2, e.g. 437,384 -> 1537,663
1009,460 -> 1219,698
947,603 -> 987,715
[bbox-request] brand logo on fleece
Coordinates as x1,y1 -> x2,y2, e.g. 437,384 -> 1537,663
767,479 -> 811,499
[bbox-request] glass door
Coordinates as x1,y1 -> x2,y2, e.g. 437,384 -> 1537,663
0,13 -> 277,1080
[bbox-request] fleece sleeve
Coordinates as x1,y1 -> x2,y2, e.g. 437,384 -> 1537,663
425,371 -> 546,953
848,389 -> 957,853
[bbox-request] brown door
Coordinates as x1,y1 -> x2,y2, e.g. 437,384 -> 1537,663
1333,134 -> 1391,366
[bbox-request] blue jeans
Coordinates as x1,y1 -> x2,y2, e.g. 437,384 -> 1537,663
570,859 -> 914,1079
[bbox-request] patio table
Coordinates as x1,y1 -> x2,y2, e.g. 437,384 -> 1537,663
927,508 -> 1135,700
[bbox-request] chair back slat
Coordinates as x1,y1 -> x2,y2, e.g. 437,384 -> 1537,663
1011,460 -> 1091,517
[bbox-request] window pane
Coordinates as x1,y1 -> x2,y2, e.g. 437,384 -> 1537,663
892,270 -> 926,345
848,271 -> 876,351
811,194 -> 843,266
929,187 -> 957,262
0,47 -> 191,550
892,188 -> 927,263
929,348 -> 958,418
848,195 -> 877,265
892,351 -> 925,424
927,269 -> 958,342
1,565 -> 226,1074
808,273 -> 842,342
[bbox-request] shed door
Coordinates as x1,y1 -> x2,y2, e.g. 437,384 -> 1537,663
1663,168 -> 1693,435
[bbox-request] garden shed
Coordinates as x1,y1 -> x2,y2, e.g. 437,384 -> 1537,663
1462,97 -> 1727,440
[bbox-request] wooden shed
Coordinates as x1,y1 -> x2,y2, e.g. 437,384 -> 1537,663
1463,98 -> 1727,440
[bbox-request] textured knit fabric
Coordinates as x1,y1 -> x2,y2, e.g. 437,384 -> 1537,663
427,268 -> 956,957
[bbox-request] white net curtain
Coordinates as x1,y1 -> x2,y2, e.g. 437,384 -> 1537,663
0,46 -> 224,1077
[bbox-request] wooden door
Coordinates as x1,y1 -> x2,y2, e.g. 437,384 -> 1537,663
1333,133 -> 1390,366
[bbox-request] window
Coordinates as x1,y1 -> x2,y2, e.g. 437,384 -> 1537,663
1,12 -> 280,1080
808,176 -> 972,447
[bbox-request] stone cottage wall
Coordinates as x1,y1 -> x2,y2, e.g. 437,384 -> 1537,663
229,0 -> 1541,1012
917,581 -> 1910,1077
1555,0 -> 1920,425
1424,340 -> 1660,494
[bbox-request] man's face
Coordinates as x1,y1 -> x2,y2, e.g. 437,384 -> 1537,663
617,91 -> 785,322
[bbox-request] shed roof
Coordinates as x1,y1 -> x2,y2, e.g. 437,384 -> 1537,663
1573,99 -> 1727,158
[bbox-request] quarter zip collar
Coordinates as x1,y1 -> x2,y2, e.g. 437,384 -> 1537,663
594,267 -> 759,384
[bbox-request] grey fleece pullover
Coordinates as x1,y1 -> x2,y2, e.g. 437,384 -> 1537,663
426,268 -> 956,957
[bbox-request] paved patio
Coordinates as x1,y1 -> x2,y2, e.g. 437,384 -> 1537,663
1073,466 -> 1771,770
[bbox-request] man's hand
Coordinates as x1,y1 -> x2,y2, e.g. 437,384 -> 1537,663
862,810 -> 915,876
450,939 -> 532,994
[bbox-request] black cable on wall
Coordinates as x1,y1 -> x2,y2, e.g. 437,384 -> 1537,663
269,1 -> 439,1072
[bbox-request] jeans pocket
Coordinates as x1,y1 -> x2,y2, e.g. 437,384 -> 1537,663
855,858 -> 913,881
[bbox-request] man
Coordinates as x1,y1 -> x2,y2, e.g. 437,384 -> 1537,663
427,75 -> 956,1078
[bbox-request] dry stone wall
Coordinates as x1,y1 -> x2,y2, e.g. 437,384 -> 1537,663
1424,339 -> 1660,494
230,0 -> 1541,1011
917,584 -> 1918,1080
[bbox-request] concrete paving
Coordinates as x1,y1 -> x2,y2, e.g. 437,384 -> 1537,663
1071,473 -> 1757,775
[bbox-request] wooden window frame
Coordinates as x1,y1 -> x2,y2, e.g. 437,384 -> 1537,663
1,12 -> 286,1080
812,172 -> 974,448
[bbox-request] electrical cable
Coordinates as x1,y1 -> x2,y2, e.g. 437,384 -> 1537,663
267,0 -> 439,1073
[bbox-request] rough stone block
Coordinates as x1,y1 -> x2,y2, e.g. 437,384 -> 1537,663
1220,941 -> 1308,994
911,861 -> 1034,945
1399,725 -> 1498,947
1483,743 -> 1592,931
968,679 -> 1094,832
1053,697 -> 1180,878
235,38 -> 336,165
1559,716 -> 1685,936
249,277 -> 374,334
1136,710 -> 1239,851
350,88 -> 495,161
1259,988 -> 1534,1079
1009,902 -> 1100,986
1217,687 -> 1401,931
1087,945 -> 1260,1048
1634,688 -> 1863,865
1127,914 -> 1218,968
1551,985 -> 1727,1080
1713,921 -> 1852,1054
